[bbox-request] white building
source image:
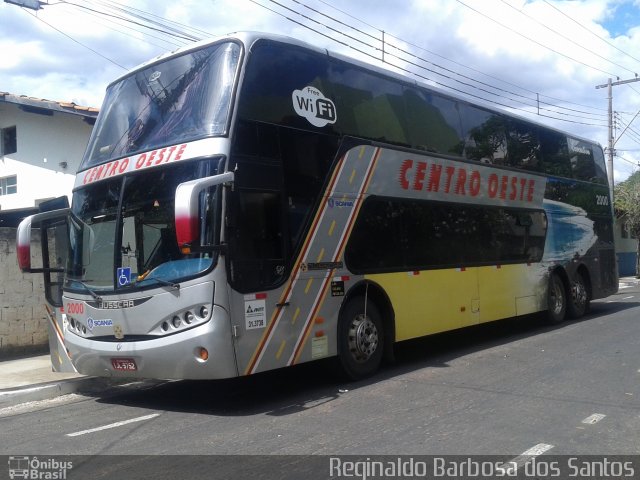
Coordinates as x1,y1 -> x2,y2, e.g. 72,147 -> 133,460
0,92 -> 97,357
0,92 -> 98,211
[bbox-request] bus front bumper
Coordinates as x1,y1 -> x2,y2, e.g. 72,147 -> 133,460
65,305 -> 238,380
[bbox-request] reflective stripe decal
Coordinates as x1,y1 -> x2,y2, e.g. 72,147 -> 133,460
244,145 -> 381,375
244,148 -> 354,375
290,146 -> 381,365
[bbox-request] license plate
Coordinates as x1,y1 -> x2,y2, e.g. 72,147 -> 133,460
111,358 -> 137,371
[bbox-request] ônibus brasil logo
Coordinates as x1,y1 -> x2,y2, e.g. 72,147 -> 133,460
292,86 -> 337,128
8,456 -> 73,479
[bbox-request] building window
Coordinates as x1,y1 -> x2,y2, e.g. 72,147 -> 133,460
0,176 -> 17,196
1,126 -> 17,156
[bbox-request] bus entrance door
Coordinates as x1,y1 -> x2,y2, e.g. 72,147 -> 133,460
16,206 -> 76,373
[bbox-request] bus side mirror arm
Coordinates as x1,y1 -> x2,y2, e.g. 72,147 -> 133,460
16,209 -> 70,273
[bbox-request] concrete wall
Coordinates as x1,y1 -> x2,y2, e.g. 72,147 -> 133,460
615,218 -> 639,277
0,227 -> 49,358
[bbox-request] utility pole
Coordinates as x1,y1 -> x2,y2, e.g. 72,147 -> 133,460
595,76 -> 640,196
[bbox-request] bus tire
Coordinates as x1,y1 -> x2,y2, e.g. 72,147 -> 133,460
546,272 -> 567,324
567,271 -> 589,319
337,296 -> 384,381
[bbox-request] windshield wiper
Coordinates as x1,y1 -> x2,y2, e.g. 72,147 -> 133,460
142,277 -> 180,291
69,279 -> 103,302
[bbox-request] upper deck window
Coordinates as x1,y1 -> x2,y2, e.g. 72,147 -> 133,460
83,41 -> 241,169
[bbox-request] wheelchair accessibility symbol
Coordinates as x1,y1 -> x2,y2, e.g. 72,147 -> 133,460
117,267 -> 131,286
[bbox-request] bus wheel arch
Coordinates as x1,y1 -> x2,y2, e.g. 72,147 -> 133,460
567,266 -> 591,319
337,281 -> 395,380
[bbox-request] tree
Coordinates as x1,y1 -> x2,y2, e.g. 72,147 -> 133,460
614,171 -> 640,277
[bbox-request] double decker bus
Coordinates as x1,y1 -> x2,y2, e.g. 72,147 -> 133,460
17,32 -> 617,380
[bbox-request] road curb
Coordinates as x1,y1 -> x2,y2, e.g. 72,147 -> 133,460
0,377 -> 120,409
619,277 -> 639,288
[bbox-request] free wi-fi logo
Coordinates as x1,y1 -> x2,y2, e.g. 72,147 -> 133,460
292,86 -> 337,128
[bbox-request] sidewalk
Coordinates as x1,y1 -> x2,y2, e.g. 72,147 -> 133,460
1,277 -> 638,408
0,355 -> 115,408
0,355 -> 82,389
618,275 -> 640,289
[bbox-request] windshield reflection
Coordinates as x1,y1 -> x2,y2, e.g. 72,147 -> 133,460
83,41 -> 240,168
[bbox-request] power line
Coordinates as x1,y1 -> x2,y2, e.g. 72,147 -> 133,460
314,0 -> 609,114
59,0 -> 200,42
251,0 -> 606,127
304,0 -> 609,122
23,7 -> 126,69
38,0 -> 613,124
303,0 -> 604,123
498,0 -> 639,77
16,0 -> 621,128
55,2 -> 185,50
615,114 -> 640,145
614,153 -> 640,168
542,0 -> 640,68
455,0 -> 616,77
261,0 -> 607,125
614,110 -> 640,146
93,0 -> 212,40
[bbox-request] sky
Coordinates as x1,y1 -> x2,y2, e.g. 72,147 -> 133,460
2,0 -> 640,183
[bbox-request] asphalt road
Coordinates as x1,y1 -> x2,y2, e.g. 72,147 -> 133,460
1,283 -> 638,476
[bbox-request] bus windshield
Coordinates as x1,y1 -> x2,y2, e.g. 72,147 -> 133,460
83,41 -> 241,168
66,159 -> 222,292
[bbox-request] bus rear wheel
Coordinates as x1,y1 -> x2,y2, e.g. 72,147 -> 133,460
568,272 -> 589,319
337,296 -> 384,381
546,272 -> 567,324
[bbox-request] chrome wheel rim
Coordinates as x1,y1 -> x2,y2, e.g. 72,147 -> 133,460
572,278 -> 587,310
550,279 -> 564,315
348,314 -> 379,363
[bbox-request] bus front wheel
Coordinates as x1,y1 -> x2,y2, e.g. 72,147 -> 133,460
337,296 -> 384,380
546,272 -> 567,324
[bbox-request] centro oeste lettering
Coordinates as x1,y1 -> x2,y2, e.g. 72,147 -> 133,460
82,143 -> 188,185
399,159 -> 536,203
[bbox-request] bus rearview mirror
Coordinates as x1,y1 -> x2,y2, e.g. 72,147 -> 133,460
175,172 -> 234,251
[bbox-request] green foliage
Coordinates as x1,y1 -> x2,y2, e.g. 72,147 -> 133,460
614,171 -> 640,238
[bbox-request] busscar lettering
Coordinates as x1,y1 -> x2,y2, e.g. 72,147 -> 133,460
83,143 -> 188,185
99,300 -> 135,309
399,159 -> 538,205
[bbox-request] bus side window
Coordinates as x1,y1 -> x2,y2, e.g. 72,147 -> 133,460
567,137 -> 598,182
458,105 -> 508,164
281,129 -> 337,253
403,88 -> 463,155
228,189 -> 286,292
591,145 -> 608,184
505,120 -> 542,172
538,129 -> 572,178
328,59 -> 408,146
